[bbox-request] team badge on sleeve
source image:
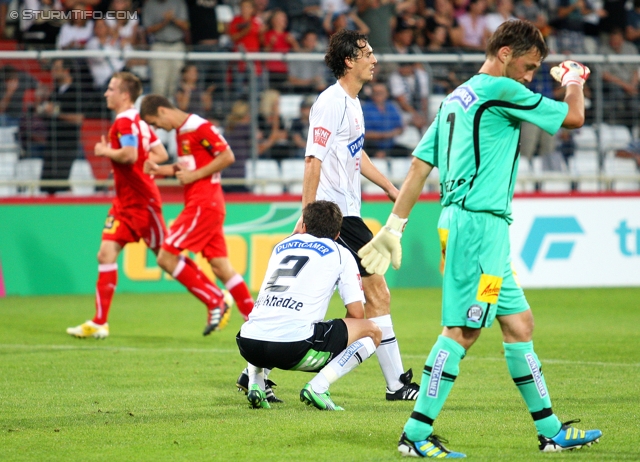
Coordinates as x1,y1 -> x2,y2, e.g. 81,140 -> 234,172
313,127 -> 331,147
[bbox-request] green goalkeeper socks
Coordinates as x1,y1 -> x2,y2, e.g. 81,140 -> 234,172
504,341 -> 562,438
404,335 -> 466,441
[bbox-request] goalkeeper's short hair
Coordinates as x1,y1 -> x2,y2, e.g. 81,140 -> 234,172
303,201 -> 343,240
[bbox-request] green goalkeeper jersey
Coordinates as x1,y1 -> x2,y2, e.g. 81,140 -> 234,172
414,73 -> 568,223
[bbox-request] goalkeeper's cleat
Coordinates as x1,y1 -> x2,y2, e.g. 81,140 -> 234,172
398,432 -> 466,458
66,321 -> 109,339
236,370 -> 283,403
247,384 -> 270,409
300,384 -> 344,411
538,420 -> 602,452
386,368 -> 420,401
203,299 -> 231,336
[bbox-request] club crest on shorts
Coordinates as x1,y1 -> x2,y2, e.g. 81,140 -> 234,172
467,304 -> 483,322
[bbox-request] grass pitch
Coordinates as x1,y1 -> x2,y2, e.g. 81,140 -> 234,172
1,288 -> 639,461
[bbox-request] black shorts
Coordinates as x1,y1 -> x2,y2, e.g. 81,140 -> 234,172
337,216 -> 374,276
236,319 -> 348,372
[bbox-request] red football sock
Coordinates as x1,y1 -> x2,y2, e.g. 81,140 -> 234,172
93,263 -> 118,325
226,274 -> 254,318
173,256 -> 222,309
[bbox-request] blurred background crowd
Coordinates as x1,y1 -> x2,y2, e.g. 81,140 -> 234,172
1,0 -> 639,195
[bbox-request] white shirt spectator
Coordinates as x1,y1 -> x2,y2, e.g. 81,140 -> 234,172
56,20 -> 94,49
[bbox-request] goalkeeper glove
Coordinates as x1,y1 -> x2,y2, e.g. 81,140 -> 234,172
357,213 -> 408,275
550,60 -> 590,88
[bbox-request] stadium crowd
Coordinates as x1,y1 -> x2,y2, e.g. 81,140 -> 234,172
1,0 -> 640,192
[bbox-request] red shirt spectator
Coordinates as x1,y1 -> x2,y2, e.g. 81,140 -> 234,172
228,0 -> 264,74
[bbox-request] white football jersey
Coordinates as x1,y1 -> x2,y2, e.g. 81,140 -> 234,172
305,82 -> 365,217
240,233 -> 364,342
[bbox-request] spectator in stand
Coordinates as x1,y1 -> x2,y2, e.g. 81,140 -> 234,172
323,8 -> 370,37
269,0 -> 324,40
423,0 -> 463,50
228,0 -> 265,97
39,59 -> 84,194
361,82 -> 408,158
107,0 -> 139,45
457,0 -> 488,51
85,19 -> 129,92
615,139 -> 640,168
107,0 -> 148,84
263,10 -> 300,92
484,0 -> 516,36
257,89 -> 292,162
626,0 -> 640,51
395,0 -> 427,42
514,0 -> 551,37
222,100 -> 252,193
20,0 -> 64,48
0,65 -> 40,127
599,0 -> 626,36
598,28 -> 639,129
290,95 -> 315,158
423,24 -> 462,93
185,0 -> 224,98
175,63 -> 214,117
287,31 -> 328,94
388,61 -> 429,132
56,4 -> 94,49
553,0 -> 594,53
356,0 -> 414,54
143,0 -> 189,99
392,18 -> 422,54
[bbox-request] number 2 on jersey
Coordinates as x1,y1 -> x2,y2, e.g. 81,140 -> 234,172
264,256 -> 310,293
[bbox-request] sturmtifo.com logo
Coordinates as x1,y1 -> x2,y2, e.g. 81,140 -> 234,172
11,9 -> 138,21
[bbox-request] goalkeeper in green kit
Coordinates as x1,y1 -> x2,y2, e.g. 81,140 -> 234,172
358,20 -> 602,458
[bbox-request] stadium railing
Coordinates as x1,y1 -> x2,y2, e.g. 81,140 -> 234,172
0,50 -> 639,195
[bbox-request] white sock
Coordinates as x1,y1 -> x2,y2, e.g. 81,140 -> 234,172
247,363 -> 265,390
309,337 -> 377,393
370,314 -> 405,392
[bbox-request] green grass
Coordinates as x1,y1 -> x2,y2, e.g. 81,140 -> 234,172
1,288 -> 639,461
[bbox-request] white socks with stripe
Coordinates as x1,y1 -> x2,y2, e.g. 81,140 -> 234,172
309,336 -> 377,393
370,314 -> 405,392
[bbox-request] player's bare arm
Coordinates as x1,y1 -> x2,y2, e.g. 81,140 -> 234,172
549,60 -> 590,129
176,147 -> 235,185
94,135 -> 137,164
358,157 -> 433,275
560,84 -> 585,129
360,151 -> 399,202
392,157 -> 434,218
344,300 -> 365,319
148,142 -> 169,165
143,159 -> 174,177
294,156 -> 322,234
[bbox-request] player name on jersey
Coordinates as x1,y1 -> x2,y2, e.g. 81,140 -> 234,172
254,294 -> 304,311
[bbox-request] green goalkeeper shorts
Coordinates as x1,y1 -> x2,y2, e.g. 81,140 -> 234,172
437,204 -> 529,328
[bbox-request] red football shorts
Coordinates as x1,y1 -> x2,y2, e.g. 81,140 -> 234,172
162,205 -> 228,260
102,205 -> 167,252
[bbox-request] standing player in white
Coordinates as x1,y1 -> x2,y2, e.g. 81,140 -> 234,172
292,29 -> 419,401
237,201 -> 382,410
